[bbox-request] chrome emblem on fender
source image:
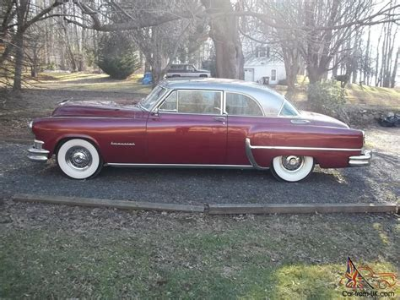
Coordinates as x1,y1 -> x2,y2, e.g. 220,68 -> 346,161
111,142 -> 136,146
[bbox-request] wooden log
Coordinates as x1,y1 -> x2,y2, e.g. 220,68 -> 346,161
12,194 -> 204,213
12,194 -> 398,215
207,203 -> 398,215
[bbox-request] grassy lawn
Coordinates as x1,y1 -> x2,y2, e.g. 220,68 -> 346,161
1,211 -> 399,299
346,84 -> 400,109
26,72 -> 152,94
22,71 -> 400,109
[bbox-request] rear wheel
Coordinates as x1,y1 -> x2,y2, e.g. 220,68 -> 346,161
57,139 -> 103,179
271,155 -> 314,182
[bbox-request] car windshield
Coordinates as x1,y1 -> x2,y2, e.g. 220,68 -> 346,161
139,86 -> 167,111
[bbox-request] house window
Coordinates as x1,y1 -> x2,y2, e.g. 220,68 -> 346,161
259,47 -> 266,57
271,69 -> 277,81
256,46 -> 270,58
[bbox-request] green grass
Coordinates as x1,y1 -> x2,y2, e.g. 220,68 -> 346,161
275,77 -> 400,109
27,72 -> 152,94
14,71 -> 399,109
346,84 -> 400,108
1,214 -> 399,299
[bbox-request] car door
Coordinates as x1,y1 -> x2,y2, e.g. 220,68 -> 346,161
146,89 -> 227,164
225,92 -> 266,165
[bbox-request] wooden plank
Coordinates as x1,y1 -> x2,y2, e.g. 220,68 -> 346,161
12,194 -> 204,213
2,138 -> 31,144
207,203 -> 398,215
12,194 -> 398,215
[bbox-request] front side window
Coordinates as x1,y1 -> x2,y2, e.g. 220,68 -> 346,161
159,90 -> 222,115
140,86 -> 167,110
226,93 -> 263,117
159,91 -> 177,111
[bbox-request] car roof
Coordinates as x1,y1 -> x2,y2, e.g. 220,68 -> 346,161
160,78 -> 281,97
159,78 -> 285,116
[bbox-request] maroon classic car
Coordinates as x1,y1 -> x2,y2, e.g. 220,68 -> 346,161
28,79 -> 371,182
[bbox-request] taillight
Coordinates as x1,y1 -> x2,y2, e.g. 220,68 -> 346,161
361,130 -> 365,147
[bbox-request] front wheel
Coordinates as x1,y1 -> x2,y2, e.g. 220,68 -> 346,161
57,139 -> 103,180
271,155 -> 314,182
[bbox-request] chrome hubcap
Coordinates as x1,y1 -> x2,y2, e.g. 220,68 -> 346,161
281,155 -> 304,171
66,147 -> 92,170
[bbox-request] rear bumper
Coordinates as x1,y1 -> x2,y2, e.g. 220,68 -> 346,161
349,150 -> 372,166
28,140 -> 49,162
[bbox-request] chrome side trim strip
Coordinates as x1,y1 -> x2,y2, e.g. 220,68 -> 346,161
105,163 -> 253,169
246,139 -> 361,152
245,138 -> 269,170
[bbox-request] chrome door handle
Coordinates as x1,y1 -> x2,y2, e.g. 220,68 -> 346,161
214,116 -> 226,122
291,119 -> 310,124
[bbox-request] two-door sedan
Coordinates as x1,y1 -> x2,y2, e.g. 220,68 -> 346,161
28,78 -> 371,182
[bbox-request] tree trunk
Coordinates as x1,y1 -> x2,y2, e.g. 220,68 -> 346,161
13,32 -> 24,91
202,0 -> 244,79
390,47 -> 399,88
307,66 -> 324,84
31,48 -> 39,78
12,0 -> 29,91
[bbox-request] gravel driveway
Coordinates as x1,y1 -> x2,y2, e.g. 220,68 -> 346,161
1,126 -> 398,205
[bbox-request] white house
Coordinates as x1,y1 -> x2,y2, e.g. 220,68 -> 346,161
396,61 -> 400,87
244,46 -> 286,85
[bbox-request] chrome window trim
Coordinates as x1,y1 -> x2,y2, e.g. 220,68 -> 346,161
224,91 -> 265,117
154,89 -> 224,116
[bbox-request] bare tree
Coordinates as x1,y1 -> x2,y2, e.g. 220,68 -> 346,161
201,0 -> 244,79
390,47 -> 399,87
238,0 -> 400,84
0,0 -> 67,90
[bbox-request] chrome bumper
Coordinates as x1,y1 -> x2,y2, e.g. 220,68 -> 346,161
28,140 -> 49,162
349,150 -> 372,166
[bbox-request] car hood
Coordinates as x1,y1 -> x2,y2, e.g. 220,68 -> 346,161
52,100 -> 145,118
300,111 -> 349,128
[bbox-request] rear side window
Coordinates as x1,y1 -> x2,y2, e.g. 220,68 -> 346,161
279,101 -> 299,116
159,90 -> 222,115
226,93 -> 263,116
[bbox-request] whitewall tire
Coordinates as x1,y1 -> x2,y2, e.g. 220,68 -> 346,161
57,139 -> 102,179
271,155 -> 314,182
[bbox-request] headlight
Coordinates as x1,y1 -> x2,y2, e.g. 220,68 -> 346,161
28,121 -> 33,130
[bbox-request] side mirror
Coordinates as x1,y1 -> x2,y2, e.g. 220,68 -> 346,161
151,107 -> 159,116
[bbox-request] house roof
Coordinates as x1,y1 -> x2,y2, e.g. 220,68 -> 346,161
244,55 -> 284,67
